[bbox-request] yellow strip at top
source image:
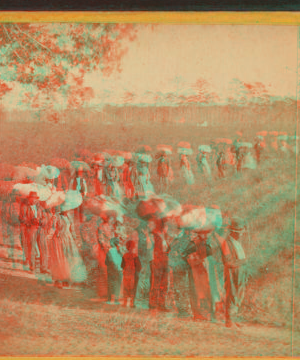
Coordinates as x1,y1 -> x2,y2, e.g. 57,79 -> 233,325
0,11 -> 299,24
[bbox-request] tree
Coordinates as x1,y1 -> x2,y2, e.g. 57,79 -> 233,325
0,23 -> 137,120
227,78 -> 272,126
180,77 -> 220,107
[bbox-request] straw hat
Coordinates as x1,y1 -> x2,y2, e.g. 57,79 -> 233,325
229,216 -> 245,233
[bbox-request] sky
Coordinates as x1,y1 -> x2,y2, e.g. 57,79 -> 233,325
2,24 -> 298,109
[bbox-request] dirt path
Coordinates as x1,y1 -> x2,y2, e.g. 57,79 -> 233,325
0,273 -> 297,356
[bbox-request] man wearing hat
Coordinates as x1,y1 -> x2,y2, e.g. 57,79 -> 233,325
213,216 -> 247,328
19,191 -> 47,272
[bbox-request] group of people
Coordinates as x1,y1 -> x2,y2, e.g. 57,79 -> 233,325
1,130 -> 296,328
7,185 -> 247,328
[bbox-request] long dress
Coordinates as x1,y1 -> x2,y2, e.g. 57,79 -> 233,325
49,213 -> 87,283
197,153 -> 212,181
180,155 -> 194,185
133,163 -> 155,198
105,166 -> 123,201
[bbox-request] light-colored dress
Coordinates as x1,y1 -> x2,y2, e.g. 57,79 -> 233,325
134,163 -> 155,198
180,155 -> 195,185
197,153 -> 212,180
49,213 -> 87,283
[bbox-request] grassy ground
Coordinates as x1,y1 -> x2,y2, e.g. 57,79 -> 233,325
0,275 -> 297,356
0,111 -> 298,355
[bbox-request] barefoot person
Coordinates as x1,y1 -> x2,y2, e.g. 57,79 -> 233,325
121,240 -> 142,308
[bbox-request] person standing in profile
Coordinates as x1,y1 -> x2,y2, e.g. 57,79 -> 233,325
196,150 -> 212,184
216,151 -> 226,178
145,217 -> 170,312
121,240 -> 141,308
254,136 -> 264,165
213,216 -> 247,328
70,167 -> 87,224
121,159 -> 135,200
105,237 -> 123,305
180,154 -> 194,186
157,152 -> 171,194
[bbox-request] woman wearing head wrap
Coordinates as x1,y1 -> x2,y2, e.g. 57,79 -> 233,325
104,163 -> 123,201
180,154 -> 195,186
132,156 -> 155,199
196,149 -> 212,184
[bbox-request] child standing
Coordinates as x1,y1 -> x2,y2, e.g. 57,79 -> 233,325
105,237 -> 123,305
121,240 -> 142,308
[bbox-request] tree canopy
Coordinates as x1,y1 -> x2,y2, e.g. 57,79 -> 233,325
0,23 -> 137,115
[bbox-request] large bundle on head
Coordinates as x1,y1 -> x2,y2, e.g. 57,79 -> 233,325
278,135 -> 289,141
19,162 -> 40,170
82,195 -> 125,223
178,204 -> 222,233
35,165 -> 60,186
119,151 -> 132,161
136,145 -> 152,155
137,153 -> 152,164
236,142 -> 253,150
112,156 -> 125,168
256,131 -> 268,137
0,163 -> 16,181
60,190 -> 83,212
214,138 -> 233,145
156,144 -> 173,155
43,190 -> 66,209
71,161 -> 91,172
13,166 -> 40,183
177,141 -> 193,155
13,183 -> 52,202
198,145 -> 212,153
135,194 -> 181,221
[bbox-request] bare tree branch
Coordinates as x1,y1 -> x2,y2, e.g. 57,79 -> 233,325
2,25 -> 24,63
15,24 -> 53,54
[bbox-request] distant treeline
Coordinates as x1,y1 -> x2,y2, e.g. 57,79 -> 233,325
0,100 -> 296,131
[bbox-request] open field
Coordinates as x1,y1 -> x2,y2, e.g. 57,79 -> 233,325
0,103 -> 299,355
